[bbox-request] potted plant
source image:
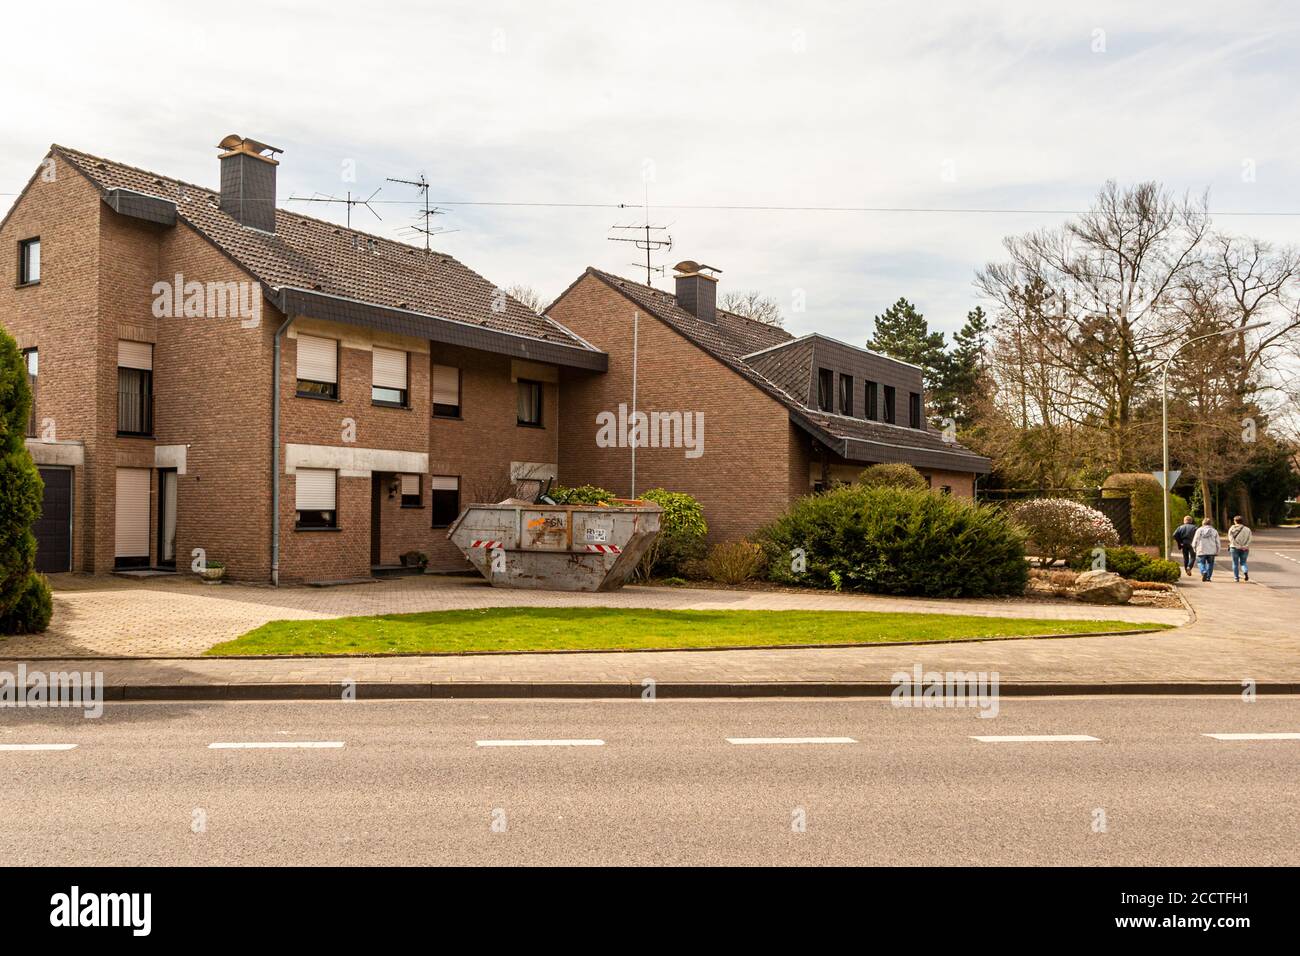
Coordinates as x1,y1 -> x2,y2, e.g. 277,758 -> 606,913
199,560 -> 226,584
399,550 -> 429,570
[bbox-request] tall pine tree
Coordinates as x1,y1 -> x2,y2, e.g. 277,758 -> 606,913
867,297 -> 951,416
945,305 -> 991,427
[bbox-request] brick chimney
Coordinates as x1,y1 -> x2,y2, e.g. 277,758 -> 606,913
673,260 -> 722,322
217,134 -> 281,232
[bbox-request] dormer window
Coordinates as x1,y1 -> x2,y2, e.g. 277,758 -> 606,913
816,368 -> 834,412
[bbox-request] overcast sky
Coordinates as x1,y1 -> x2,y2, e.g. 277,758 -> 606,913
4,1 -> 1300,343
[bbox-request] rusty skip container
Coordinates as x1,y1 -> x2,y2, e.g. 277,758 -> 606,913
446,498 -> 663,591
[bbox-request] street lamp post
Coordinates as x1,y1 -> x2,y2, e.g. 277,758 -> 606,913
1160,322 -> 1269,556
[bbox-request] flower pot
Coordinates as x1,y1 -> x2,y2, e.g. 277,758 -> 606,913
199,567 -> 225,585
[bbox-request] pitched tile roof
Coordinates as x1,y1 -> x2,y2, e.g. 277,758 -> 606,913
51,145 -> 598,353
583,268 -> 990,473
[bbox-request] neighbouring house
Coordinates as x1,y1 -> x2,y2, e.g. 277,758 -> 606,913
548,262 -> 992,543
0,135 -> 605,582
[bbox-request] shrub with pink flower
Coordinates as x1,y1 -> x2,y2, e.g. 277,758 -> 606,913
1009,498 -> 1120,567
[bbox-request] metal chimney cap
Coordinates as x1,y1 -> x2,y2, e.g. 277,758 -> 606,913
673,260 -> 722,277
217,134 -> 282,164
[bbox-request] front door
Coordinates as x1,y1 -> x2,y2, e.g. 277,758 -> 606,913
370,474 -> 383,566
34,466 -> 72,573
157,468 -> 177,568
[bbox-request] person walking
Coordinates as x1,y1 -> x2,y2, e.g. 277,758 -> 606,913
1228,515 -> 1253,582
1172,515 -> 1198,576
1193,517 -> 1221,582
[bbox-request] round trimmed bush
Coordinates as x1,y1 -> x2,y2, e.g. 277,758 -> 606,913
760,485 -> 1028,598
1010,498 -> 1119,567
858,463 -> 928,489
0,573 -> 52,635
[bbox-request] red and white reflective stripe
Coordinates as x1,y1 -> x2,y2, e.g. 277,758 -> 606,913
470,540 -> 503,549
585,544 -> 621,554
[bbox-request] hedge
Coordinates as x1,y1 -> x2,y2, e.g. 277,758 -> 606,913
760,485 -> 1028,598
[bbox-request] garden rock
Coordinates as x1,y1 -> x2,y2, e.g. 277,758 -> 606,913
1073,569 -> 1133,605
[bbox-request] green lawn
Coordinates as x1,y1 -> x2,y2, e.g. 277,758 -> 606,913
205,607 -> 1170,657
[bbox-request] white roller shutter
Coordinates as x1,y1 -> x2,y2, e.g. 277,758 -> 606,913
114,468 -> 150,558
400,474 -> 420,496
117,341 -> 153,370
432,365 -> 459,405
296,468 -> 336,511
297,334 -> 337,384
373,347 -> 407,389
429,476 -> 459,491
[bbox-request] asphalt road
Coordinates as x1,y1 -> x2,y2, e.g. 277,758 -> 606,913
1,696 -> 1297,866
1243,525 -> 1300,591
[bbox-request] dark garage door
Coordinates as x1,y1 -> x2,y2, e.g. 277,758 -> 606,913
34,467 -> 72,573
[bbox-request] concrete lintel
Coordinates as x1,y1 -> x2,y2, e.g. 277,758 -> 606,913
285,443 -> 428,478
25,439 -> 85,467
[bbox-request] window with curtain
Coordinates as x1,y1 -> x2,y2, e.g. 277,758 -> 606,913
517,379 -> 543,427
117,341 -> 153,436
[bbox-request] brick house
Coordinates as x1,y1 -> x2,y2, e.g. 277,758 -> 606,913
549,263 -> 991,543
0,135 -> 605,583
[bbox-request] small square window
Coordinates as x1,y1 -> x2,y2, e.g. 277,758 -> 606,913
517,379 -> 543,427
18,238 -> 40,285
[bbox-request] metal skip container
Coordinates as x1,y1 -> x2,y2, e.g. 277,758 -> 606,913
446,499 -> 663,591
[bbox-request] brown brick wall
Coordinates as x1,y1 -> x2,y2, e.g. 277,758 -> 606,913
550,273 -> 794,543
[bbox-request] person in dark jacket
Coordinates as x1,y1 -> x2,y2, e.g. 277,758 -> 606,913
1172,515 -> 1197,576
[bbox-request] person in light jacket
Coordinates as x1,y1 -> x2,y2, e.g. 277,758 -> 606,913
1193,517 -> 1221,582
1228,515 -> 1253,582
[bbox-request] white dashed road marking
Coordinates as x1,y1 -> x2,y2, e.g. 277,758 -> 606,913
0,743 -> 78,751
209,741 -> 345,749
971,735 -> 1100,743
726,737 -> 858,745
476,739 -> 605,747
1202,733 -> 1300,741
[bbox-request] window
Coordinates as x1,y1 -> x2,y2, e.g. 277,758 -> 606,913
816,368 -> 834,412
117,341 -> 153,436
296,334 -> 338,399
22,348 -> 37,437
430,476 -> 460,527
909,392 -> 922,429
295,468 -> 337,529
838,373 -> 853,416
18,238 -> 40,285
400,474 -> 422,508
883,385 -> 896,424
517,379 -> 543,427
432,364 -> 461,418
864,381 -> 878,420
372,346 -> 408,406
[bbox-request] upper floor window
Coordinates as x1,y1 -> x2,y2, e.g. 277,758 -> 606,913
883,385 -> 896,425
865,381 -> 878,420
372,346 -> 408,407
117,341 -> 153,436
838,373 -> 853,416
909,392 -> 922,429
816,368 -> 834,412
296,334 -> 338,400
432,364 -> 461,418
22,348 -> 37,437
18,238 -> 40,285
517,379 -> 543,427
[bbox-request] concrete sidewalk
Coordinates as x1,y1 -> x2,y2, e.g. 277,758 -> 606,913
2,529 -> 1296,699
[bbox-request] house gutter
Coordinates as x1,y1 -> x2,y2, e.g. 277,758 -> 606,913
271,306 -> 296,587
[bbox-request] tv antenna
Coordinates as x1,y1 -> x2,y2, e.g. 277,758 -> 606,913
286,188 -> 382,229
387,172 -> 451,253
608,221 -> 673,286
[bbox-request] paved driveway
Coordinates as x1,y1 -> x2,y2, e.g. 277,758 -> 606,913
3,567 -> 1186,659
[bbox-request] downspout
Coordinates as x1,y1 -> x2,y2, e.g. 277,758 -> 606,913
272,298 -> 296,586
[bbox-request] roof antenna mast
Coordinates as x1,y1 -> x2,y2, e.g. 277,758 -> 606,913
608,182 -> 673,286
285,188 -> 382,229
387,172 -> 453,254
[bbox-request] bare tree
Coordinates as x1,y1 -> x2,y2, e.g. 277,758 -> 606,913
720,290 -> 784,327
505,284 -> 546,314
